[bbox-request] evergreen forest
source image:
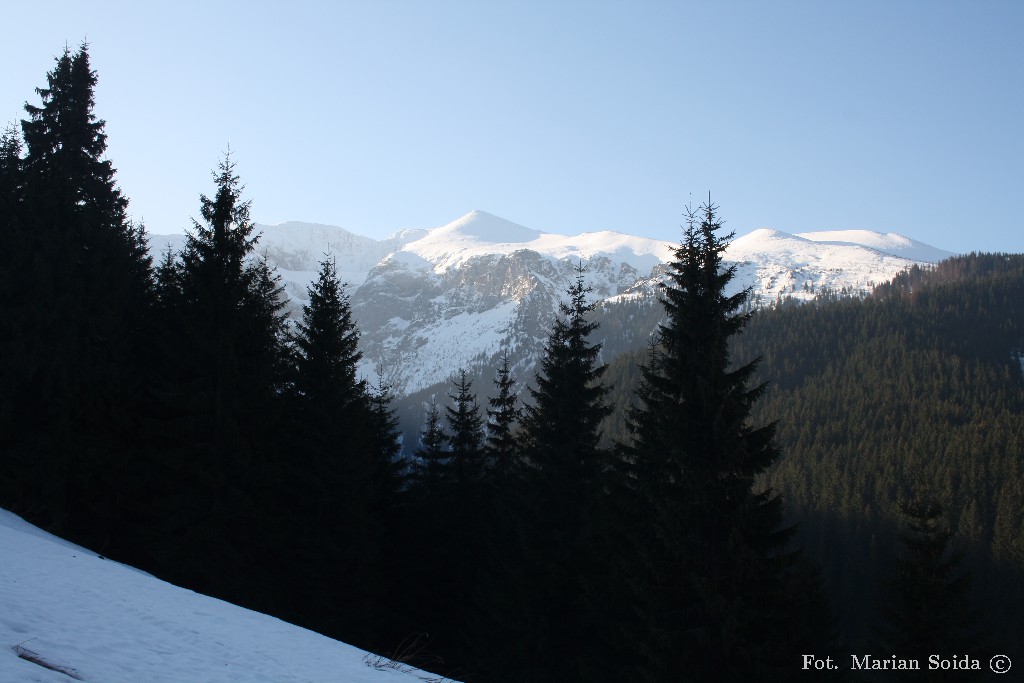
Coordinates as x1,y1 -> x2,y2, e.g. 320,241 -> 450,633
2,46 -> 1020,682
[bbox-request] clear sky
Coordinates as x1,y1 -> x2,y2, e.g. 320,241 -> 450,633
3,1 -> 1021,253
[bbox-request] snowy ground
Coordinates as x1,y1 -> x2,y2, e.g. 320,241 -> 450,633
0,508 -> 456,683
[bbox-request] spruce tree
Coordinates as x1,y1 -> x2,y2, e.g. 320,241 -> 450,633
366,372 -> 405,500
0,125 -> 24,441
283,256 -> 394,643
444,370 -> 488,659
625,200 -> 816,681
522,264 -> 611,486
446,369 -> 486,487
413,399 -> 448,490
166,151 -> 288,457
150,151 -> 287,601
1,45 -> 152,548
485,351 -> 522,476
0,124 -> 22,224
512,265 -> 613,681
879,496 -> 980,669
294,256 -> 363,407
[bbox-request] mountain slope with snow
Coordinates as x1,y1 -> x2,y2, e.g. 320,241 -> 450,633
725,228 -> 955,305
0,508 -> 455,683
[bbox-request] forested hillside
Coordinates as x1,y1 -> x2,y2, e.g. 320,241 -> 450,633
604,253 -> 1024,650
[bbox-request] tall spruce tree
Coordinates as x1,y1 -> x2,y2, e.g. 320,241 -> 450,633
0,125 -> 24,446
444,370 -> 488,660
167,151 -> 288,457
511,265 -> 614,682
150,151 -> 287,602
0,45 -> 152,548
463,354 -> 530,679
625,200 -> 818,681
283,255 -> 394,643
359,371 -> 409,653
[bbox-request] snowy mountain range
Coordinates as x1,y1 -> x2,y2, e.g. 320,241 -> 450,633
149,210 -> 954,396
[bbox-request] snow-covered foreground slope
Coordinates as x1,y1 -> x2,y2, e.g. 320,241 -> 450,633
0,508 -> 455,683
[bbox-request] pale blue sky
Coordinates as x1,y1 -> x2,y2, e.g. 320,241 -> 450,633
3,1 -> 1021,253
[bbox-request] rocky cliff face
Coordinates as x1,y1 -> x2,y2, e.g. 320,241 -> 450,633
350,248 -> 643,394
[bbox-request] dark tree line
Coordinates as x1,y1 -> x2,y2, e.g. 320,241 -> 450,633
0,45 -> 403,650
3,44 -> 1004,683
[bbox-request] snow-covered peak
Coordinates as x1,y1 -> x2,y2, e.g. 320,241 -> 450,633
730,228 -> 811,251
795,229 -> 954,263
728,227 -> 954,266
738,227 -> 808,242
436,209 -> 540,243
401,210 -> 672,274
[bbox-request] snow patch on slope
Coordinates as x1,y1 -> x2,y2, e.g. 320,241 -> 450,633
0,508 -> 456,683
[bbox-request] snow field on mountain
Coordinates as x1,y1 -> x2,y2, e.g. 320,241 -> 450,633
795,229 -> 952,263
364,300 -> 520,394
0,508 -> 451,683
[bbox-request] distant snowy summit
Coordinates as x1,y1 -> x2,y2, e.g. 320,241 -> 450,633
727,227 -> 954,305
399,210 -> 672,275
147,210 -> 954,394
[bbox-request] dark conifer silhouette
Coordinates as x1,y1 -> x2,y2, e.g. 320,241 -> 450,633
626,199 -> 819,681
0,124 -> 22,222
879,496 -> 981,669
282,256 -> 399,644
148,151 -> 288,602
413,399 -> 448,489
485,351 -> 522,475
294,256 -> 363,405
522,265 -> 611,483
512,265 -> 613,682
0,125 -> 25,445
365,372 -> 405,497
167,151 -> 288,449
0,45 -> 152,551
446,369 -> 486,487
